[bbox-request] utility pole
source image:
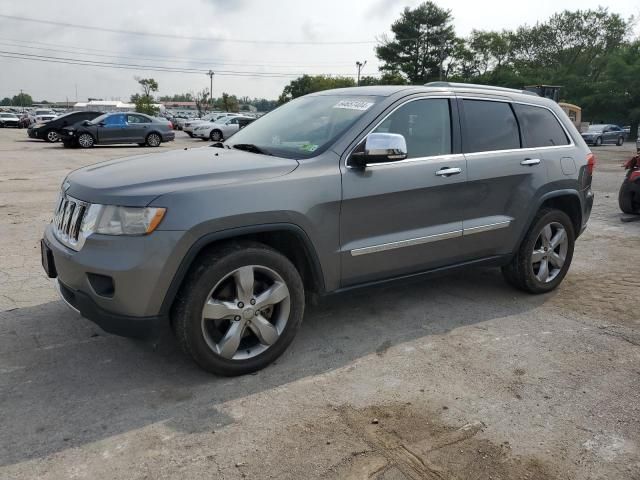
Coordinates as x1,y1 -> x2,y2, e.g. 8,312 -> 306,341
20,89 -> 23,110
356,60 -> 367,86
207,70 -> 215,105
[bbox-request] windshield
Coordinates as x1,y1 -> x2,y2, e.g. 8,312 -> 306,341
587,125 -> 605,132
227,95 -> 381,159
1,113 -> 17,118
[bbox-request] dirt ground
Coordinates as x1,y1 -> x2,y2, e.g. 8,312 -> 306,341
0,128 -> 639,480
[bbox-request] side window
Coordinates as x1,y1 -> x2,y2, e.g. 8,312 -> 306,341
513,104 -> 569,147
127,114 -> 150,124
103,114 -> 126,126
373,98 -> 451,158
462,100 -> 520,153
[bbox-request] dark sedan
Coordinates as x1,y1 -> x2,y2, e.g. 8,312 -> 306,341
60,112 -> 175,148
28,111 -> 103,143
581,124 -> 625,146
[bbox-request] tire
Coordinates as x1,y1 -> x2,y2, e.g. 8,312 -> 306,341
172,241 -> 305,376
44,130 -> 59,143
146,132 -> 161,147
187,132 -> 194,138
77,133 -> 95,148
618,181 -> 640,214
501,208 -> 575,294
617,136 -> 624,146
595,136 -> 602,146
210,129 -> 223,142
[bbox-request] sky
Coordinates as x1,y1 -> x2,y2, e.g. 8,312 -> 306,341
0,0 -> 638,102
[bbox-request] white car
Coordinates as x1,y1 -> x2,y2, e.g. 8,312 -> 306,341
193,116 -> 255,141
183,112 -> 240,136
34,109 -> 57,123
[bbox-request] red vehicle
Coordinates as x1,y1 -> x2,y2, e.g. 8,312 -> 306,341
619,155 -> 640,214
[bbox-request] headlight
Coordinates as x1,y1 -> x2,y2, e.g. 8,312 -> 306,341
81,204 -> 166,236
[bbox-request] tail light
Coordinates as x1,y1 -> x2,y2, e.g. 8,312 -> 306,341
586,153 -> 596,175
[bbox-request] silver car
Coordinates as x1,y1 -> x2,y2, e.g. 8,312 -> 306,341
42,83 -> 594,376
192,115 -> 255,141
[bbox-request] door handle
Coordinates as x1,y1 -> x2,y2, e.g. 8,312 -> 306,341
521,158 -> 541,166
435,167 -> 462,177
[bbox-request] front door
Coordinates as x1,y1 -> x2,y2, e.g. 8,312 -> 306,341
97,113 -> 127,143
340,97 -> 469,286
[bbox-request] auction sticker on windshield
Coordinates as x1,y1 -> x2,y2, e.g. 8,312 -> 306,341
333,100 -> 374,111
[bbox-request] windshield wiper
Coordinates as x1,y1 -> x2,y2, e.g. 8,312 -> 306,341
232,143 -> 272,155
210,142 -> 229,149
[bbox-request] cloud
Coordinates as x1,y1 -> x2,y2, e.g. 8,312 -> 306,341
365,0 -> 414,18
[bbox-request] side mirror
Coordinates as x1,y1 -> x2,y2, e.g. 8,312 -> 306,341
349,132 -> 408,169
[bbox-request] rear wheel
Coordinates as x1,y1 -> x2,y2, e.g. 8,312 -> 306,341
502,209 -> 575,294
77,133 -> 94,148
172,242 -> 305,376
146,132 -> 161,147
619,180 -> 640,214
45,130 -> 59,143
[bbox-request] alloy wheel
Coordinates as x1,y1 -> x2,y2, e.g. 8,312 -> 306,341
147,133 -> 161,147
78,133 -> 93,148
531,222 -> 568,283
46,130 -> 59,142
211,131 -> 222,142
201,265 -> 290,360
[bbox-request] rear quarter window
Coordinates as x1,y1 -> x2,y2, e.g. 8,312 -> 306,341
462,100 -> 520,153
513,104 -> 569,148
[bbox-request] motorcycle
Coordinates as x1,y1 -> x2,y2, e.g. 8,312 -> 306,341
619,155 -> 640,215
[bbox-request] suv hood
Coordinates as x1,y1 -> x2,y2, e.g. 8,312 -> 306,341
66,147 -> 299,206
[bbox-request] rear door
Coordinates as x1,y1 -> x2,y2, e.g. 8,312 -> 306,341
340,96 -> 469,286
125,114 -> 151,142
459,98 -> 570,258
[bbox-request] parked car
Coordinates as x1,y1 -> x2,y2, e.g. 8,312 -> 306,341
193,116 -> 255,141
580,124 -> 625,146
58,112 -> 175,148
183,113 -> 240,136
41,83 -> 594,376
34,109 -> 57,123
619,155 -> 640,214
28,111 -> 103,142
18,112 -> 34,128
0,112 -> 20,128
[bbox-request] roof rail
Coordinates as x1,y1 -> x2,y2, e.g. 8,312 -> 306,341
425,81 -> 538,97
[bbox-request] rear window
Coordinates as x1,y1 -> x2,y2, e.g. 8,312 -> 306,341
462,100 -> 520,153
513,104 -> 569,147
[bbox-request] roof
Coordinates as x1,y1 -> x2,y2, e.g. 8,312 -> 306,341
311,82 -> 549,104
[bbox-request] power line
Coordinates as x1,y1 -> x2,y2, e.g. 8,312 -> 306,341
0,37 -> 359,68
0,14 -> 378,45
0,40 -> 359,71
0,50 -> 381,79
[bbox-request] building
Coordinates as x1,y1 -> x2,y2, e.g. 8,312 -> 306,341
73,100 -> 164,113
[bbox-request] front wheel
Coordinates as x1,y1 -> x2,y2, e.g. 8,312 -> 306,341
502,209 -> 575,294
617,136 -> 624,146
172,242 -> 305,376
595,136 -> 603,146
77,133 -> 95,148
619,180 -> 640,214
210,130 -> 223,142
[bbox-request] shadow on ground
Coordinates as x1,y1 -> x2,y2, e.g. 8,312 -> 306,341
0,267 -> 550,466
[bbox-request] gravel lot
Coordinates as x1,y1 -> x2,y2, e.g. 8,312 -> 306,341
1,128 -> 639,479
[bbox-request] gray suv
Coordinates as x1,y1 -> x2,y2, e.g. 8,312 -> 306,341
41,83 -> 594,376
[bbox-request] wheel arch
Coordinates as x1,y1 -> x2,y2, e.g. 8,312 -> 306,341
159,223 -> 326,317
514,190 -> 583,254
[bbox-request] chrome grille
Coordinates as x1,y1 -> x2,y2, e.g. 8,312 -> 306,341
53,194 -> 89,250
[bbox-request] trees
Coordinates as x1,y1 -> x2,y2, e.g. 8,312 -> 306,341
215,93 -> 240,112
133,77 -> 159,115
158,93 -> 193,102
278,75 -> 356,103
1,97 -> 11,106
11,92 -> 33,107
376,1 -> 457,83
193,89 -> 211,118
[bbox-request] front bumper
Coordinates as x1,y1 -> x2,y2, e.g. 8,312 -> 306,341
43,224 -> 188,338
27,128 -> 38,138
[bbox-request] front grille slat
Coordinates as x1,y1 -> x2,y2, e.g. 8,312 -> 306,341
51,193 -> 89,250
